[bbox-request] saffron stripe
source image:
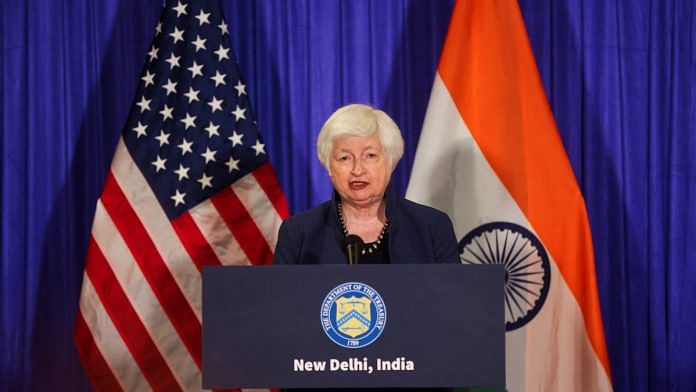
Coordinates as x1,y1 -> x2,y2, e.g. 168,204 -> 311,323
74,311 -> 123,392
100,172 -> 202,368
438,0 -> 611,377
211,186 -> 274,265
171,211 -> 223,271
85,237 -> 182,391
252,162 -> 290,219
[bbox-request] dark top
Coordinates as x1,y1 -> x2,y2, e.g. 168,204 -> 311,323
359,231 -> 390,264
273,186 -> 460,265
275,187 -> 458,392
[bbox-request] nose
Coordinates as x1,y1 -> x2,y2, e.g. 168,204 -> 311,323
351,157 -> 366,176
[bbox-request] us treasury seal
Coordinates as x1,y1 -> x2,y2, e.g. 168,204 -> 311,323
320,282 -> 387,348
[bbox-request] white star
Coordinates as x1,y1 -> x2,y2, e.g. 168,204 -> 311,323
201,147 -> 217,163
155,22 -> 162,35
207,96 -> 223,113
162,78 -> 177,95
174,164 -> 190,180
135,96 -> 151,113
151,155 -> 167,172
170,189 -> 186,206
155,130 -> 170,146
195,9 -> 211,25
141,70 -> 155,87
184,87 -> 200,103
197,173 -> 213,189
159,105 -> 174,121
214,45 -> 230,61
210,71 -> 226,86
147,46 -> 159,62
234,80 -> 247,96
228,131 -> 244,147
218,20 -> 228,35
232,105 -> 246,121
204,121 -> 220,137
225,156 -> 240,172
191,35 -> 206,52
252,139 -> 266,156
173,1 -> 188,17
165,53 -> 181,69
169,27 -> 185,43
187,61 -> 203,78
178,138 -> 193,155
180,113 -> 197,129
132,121 -> 147,138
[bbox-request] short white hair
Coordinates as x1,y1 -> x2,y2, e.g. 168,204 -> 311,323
316,104 -> 404,173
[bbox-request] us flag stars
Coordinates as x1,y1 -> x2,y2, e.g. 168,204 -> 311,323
120,0 -> 272,219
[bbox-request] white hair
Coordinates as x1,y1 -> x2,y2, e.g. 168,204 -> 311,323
316,104 -> 404,174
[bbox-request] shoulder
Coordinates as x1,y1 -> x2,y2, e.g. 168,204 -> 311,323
396,196 -> 451,225
281,200 -> 332,229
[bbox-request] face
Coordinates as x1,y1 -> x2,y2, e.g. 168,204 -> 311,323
329,133 -> 393,208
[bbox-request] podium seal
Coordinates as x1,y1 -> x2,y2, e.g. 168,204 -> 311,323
320,282 -> 387,348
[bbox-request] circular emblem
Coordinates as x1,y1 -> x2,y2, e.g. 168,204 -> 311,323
458,222 -> 551,331
320,282 -> 387,348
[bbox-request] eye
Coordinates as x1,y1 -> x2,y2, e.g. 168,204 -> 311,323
365,152 -> 378,159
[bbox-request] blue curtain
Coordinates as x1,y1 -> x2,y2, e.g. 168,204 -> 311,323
0,0 -> 693,391
520,1 -> 696,390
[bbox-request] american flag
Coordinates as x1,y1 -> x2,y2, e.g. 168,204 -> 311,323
74,0 -> 288,390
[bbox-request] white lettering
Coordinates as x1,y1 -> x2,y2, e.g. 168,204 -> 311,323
293,359 -> 326,371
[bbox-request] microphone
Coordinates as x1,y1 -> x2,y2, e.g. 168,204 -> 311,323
342,234 -> 364,265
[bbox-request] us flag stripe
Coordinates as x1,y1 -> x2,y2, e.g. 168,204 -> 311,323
78,277 -> 148,390
231,174 -> 283,250
75,1 -> 288,389
188,198 -> 251,266
74,301 -> 125,391
252,163 -> 291,218
211,187 -> 274,265
171,211 -> 224,271
86,237 -> 182,390
110,139 -> 203,317
100,172 -> 203,367
91,201 -> 201,385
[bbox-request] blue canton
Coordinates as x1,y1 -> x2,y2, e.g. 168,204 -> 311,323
122,0 -> 267,219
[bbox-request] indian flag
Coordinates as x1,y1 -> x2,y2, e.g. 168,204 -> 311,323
406,1 -> 613,390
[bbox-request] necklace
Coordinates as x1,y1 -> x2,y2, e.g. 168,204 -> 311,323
337,200 -> 389,255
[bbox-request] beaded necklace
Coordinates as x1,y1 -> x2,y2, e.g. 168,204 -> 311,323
337,200 -> 389,255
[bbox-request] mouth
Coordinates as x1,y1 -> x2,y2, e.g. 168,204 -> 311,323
349,181 -> 369,190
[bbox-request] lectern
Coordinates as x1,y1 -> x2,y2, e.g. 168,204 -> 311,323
202,264 -> 505,389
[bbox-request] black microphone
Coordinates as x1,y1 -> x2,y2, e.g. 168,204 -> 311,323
342,234 -> 364,265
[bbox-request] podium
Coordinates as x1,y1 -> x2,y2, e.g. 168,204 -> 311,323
202,264 -> 505,389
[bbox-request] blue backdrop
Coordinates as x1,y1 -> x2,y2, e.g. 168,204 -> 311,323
1,0 -> 694,391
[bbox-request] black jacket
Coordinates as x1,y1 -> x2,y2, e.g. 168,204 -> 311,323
273,186 -> 460,265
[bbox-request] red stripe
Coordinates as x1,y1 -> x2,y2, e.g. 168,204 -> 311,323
100,172 -> 202,367
74,310 -> 123,392
252,162 -> 290,219
210,186 -> 274,265
171,211 -> 222,271
85,237 -> 182,391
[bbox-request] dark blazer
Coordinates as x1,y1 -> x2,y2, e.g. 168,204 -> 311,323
273,186 -> 460,265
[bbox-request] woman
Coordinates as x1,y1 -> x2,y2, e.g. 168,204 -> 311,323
273,104 -> 459,265
275,104 -> 454,391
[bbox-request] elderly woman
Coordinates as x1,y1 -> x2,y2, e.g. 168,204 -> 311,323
273,104 -> 459,265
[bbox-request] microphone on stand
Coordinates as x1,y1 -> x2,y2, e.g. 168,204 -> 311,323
342,234 -> 364,265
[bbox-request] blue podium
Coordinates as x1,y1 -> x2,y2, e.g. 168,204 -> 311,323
202,264 -> 505,389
